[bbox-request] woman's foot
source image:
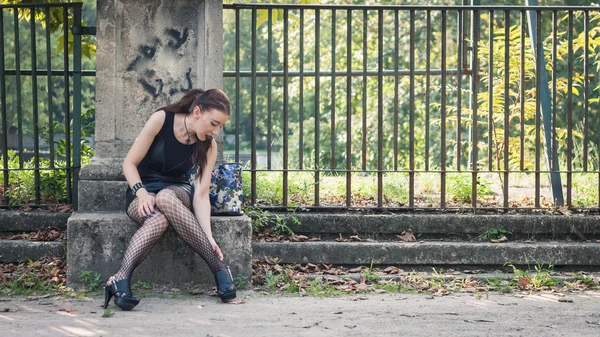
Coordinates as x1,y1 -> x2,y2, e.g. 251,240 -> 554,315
214,267 -> 236,303
103,276 -> 140,311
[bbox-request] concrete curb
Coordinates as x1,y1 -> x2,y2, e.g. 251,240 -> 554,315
0,211 -> 71,232
0,240 -> 65,263
253,241 -> 600,267
277,213 -> 600,239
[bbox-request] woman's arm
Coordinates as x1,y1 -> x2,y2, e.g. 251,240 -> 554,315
192,139 -> 223,260
123,110 -> 165,217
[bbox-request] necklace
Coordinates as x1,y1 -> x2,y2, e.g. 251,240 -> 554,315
183,114 -> 192,144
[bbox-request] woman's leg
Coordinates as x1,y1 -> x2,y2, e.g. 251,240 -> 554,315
110,198 -> 170,282
154,186 -> 225,273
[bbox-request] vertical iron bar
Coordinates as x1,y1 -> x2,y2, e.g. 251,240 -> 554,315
583,11 -> 589,172
31,9 -> 40,204
441,10 -> 447,208
315,9 -> 321,206
552,11 -> 557,174
409,9 -> 416,208
72,4 -> 82,210
331,9 -> 336,171
456,10 -> 463,171
487,10 -> 493,172
251,8 -> 257,205
234,8 -> 240,162
299,10 -> 304,169
283,9 -> 289,206
266,9 -> 272,170
377,9 -> 383,208
425,10 -> 431,172
46,7 -> 54,168
393,10 -> 399,171
361,9 -> 367,171
503,10 -> 510,209
534,9 -> 541,207
14,10 -> 24,168
520,11 -> 525,171
567,11 -> 573,206
346,9 -> 352,207
63,6 -> 71,205
471,9 -> 480,209
0,10 -> 8,200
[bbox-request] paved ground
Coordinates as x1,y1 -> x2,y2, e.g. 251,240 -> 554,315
2,290 -> 600,337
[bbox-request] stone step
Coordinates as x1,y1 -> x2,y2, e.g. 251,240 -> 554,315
274,213 -> 600,240
0,211 -> 71,232
252,241 -> 600,267
0,239 -> 65,263
67,212 -> 252,289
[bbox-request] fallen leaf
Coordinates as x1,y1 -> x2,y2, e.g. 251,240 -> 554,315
490,236 -> 508,243
226,299 -> 247,304
558,298 -> 573,303
517,277 -> 530,288
396,229 -> 417,242
558,206 -> 572,216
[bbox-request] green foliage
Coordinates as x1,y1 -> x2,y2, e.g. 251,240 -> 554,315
447,173 -> 492,204
244,206 -> 300,235
0,151 -> 69,205
79,270 -> 102,291
505,263 -> 561,288
478,227 -> 513,242
134,281 -> 153,290
573,273 -> 596,287
264,267 -> 300,294
234,275 -> 250,290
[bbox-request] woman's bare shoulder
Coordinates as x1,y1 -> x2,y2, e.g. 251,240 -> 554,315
143,110 -> 167,135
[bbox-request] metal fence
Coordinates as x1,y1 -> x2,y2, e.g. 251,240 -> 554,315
223,4 -> 600,212
0,2 -> 88,208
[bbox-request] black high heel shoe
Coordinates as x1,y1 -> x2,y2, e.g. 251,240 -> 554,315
214,266 -> 236,303
103,278 -> 140,311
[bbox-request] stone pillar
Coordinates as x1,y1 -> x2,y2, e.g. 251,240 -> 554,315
79,0 -> 225,211
67,0 -> 251,289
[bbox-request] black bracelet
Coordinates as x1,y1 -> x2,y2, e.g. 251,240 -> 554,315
132,182 -> 145,195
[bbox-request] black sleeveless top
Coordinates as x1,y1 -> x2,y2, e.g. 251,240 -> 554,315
125,110 -> 196,210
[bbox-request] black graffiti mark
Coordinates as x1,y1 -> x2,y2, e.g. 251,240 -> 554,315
165,27 -> 189,50
127,39 -> 161,71
182,68 -> 193,92
137,68 -> 191,99
138,78 -> 163,99
127,28 -> 191,99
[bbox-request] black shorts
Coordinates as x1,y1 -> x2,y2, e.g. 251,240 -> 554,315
125,182 -> 194,212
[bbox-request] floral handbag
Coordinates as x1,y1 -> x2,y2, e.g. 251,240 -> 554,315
209,162 -> 244,215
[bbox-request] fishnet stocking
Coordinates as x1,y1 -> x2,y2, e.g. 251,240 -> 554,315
155,186 -> 225,273
111,196 -> 169,281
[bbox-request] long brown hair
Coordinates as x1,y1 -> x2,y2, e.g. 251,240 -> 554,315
158,88 -> 231,178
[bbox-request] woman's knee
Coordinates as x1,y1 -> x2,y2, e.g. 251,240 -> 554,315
155,189 -> 179,210
144,211 -> 170,232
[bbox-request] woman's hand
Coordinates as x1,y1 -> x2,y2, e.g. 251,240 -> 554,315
137,190 -> 156,218
209,237 -> 224,261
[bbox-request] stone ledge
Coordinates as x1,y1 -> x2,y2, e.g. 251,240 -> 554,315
284,213 -> 600,238
67,212 -> 252,289
253,241 -> 600,267
0,240 -> 65,263
0,211 -> 71,232
78,180 -> 128,212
